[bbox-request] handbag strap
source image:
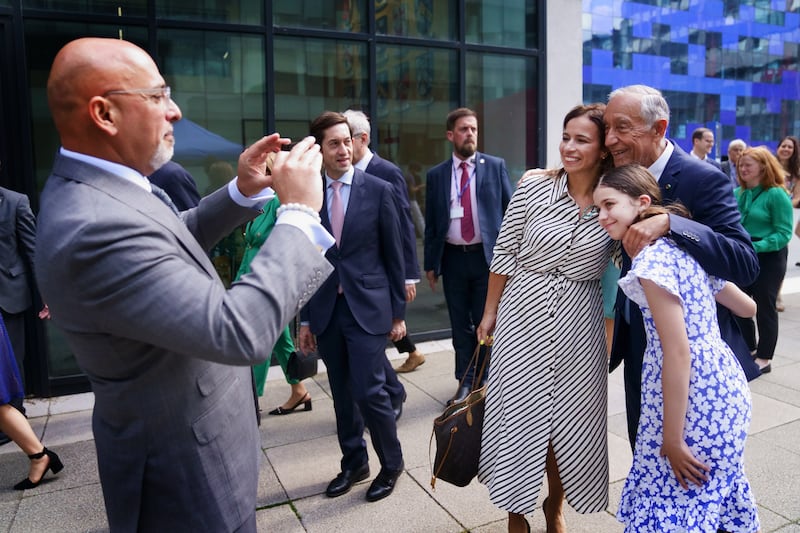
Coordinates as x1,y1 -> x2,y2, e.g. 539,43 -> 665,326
456,344 -> 490,393
429,426 -> 458,490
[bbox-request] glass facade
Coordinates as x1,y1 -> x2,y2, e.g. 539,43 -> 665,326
0,0 -> 544,395
583,0 -> 800,158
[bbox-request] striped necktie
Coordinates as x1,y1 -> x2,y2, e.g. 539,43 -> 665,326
150,183 -> 181,217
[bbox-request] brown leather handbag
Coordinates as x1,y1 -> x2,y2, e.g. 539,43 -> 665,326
429,345 -> 490,489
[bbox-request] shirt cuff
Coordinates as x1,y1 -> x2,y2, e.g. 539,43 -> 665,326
275,211 -> 335,253
405,279 -> 421,284
227,178 -> 275,209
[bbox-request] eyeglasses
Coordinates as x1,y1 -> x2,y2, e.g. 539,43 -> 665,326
103,86 -> 172,104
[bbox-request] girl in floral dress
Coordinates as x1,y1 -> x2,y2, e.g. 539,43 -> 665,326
593,164 -> 761,533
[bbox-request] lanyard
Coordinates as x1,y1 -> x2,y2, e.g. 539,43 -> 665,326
452,161 -> 473,205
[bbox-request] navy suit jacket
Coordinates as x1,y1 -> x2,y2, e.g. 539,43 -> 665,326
365,153 -> 420,279
303,169 -> 406,336
423,152 -> 512,274
149,161 -> 202,211
0,187 -> 37,314
610,142 -> 761,380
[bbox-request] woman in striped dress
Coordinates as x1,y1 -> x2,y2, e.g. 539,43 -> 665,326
477,104 -> 615,533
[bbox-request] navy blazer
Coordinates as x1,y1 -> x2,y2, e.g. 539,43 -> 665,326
0,187 -> 37,314
149,161 -> 202,211
423,152 -> 512,275
365,153 -> 420,279
610,142 -> 761,379
303,169 -> 406,336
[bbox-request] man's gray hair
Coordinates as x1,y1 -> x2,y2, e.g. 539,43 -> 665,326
609,85 -> 670,127
728,138 -> 746,151
343,109 -> 371,139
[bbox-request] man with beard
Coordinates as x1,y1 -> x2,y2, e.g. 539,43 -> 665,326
423,108 -> 512,404
35,37 -> 333,531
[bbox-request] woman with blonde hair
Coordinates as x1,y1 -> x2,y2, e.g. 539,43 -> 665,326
734,146 -> 794,373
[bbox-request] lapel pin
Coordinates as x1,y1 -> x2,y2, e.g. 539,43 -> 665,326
665,184 -> 672,190
480,158 -> 485,164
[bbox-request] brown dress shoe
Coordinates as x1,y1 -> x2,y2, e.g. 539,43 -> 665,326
395,351 -> 426,373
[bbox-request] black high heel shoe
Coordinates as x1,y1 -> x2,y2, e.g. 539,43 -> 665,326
268,393 -> 312,415
14,447 -> 64,490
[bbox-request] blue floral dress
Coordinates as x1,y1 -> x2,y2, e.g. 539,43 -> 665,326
617,238 -> 759,533
0,314 -> 24,405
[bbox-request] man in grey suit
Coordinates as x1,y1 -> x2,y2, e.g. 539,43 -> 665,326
35,38 -> 334,532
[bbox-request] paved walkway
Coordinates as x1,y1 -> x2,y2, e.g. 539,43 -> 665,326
2,270 -> 800,532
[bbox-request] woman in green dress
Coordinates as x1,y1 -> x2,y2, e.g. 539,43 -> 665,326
235,195 -> 312,415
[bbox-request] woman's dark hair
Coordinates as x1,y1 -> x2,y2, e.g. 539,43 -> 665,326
597,164 -> 690,220
776,136 -> 799,180
560,103 -> 614,176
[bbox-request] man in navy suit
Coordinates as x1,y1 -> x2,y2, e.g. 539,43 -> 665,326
689,127 -> 722,170
423,108 -> 512,404
299,111 -> 406,502
604,85 -> 760,449
344,110 -> 426,382
148,160 -> 201,210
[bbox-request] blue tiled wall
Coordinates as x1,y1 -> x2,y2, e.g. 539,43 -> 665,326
583,0 -> 800,158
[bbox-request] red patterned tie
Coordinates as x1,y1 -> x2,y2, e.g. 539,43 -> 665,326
460,161 -> 475,242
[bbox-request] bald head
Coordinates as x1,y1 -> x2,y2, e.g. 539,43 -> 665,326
47,38 -> 181,175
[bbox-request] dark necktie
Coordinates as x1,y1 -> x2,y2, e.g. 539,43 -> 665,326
150,183 -> 181,217
460,161 -> 475,242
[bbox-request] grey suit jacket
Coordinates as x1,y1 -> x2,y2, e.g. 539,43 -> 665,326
35,154 -> 332,532
0,187 -> 37,314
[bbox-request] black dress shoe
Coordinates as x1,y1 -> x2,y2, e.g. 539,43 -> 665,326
325,463 -> 370,498
365,462 -> 403,502
446,384 -> 471,406
760,363 -> 771,374
392,390 -> 407,421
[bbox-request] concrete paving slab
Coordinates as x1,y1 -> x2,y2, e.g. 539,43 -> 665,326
259,396 -> 338,449
255,502 -> 305,532
749,390 -> 800,435
758,504 -> 797,533
773,524 -> 800,533
407,464 -> 506,531
293,473 -> 463,533
607,431 -> 633,483
48,392 -> 94,415
0,500 -> 20,532
39,410 -> 94,448
256,450 -> 289,508
10,483 -> 107,533
745,433 -> 800,522
753,419 -> 800,457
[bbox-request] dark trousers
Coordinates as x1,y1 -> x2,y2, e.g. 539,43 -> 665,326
735,247 -> 787,360
441,244 -> 489,383
317,296 -> 403,472
619,310 -> 649,451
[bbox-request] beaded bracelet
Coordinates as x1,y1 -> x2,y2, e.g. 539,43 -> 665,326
276,202 -> 321,223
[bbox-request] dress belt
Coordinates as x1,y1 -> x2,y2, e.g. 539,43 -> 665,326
445,242 -> 483,252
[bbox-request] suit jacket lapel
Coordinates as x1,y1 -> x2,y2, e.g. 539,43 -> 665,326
51,155 -> 216,276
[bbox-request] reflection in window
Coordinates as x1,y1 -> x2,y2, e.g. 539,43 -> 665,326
375,0 -> 456,40
158,30 -> 264,181
465,0 -> 537,48
23,20 -> 148,379
466,52 -> 537,181
273,36 -> 367,141
22,0 -> 146,16
374,45 -> 456,167
274,0 -> 365,32
155,0 -> 262,24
